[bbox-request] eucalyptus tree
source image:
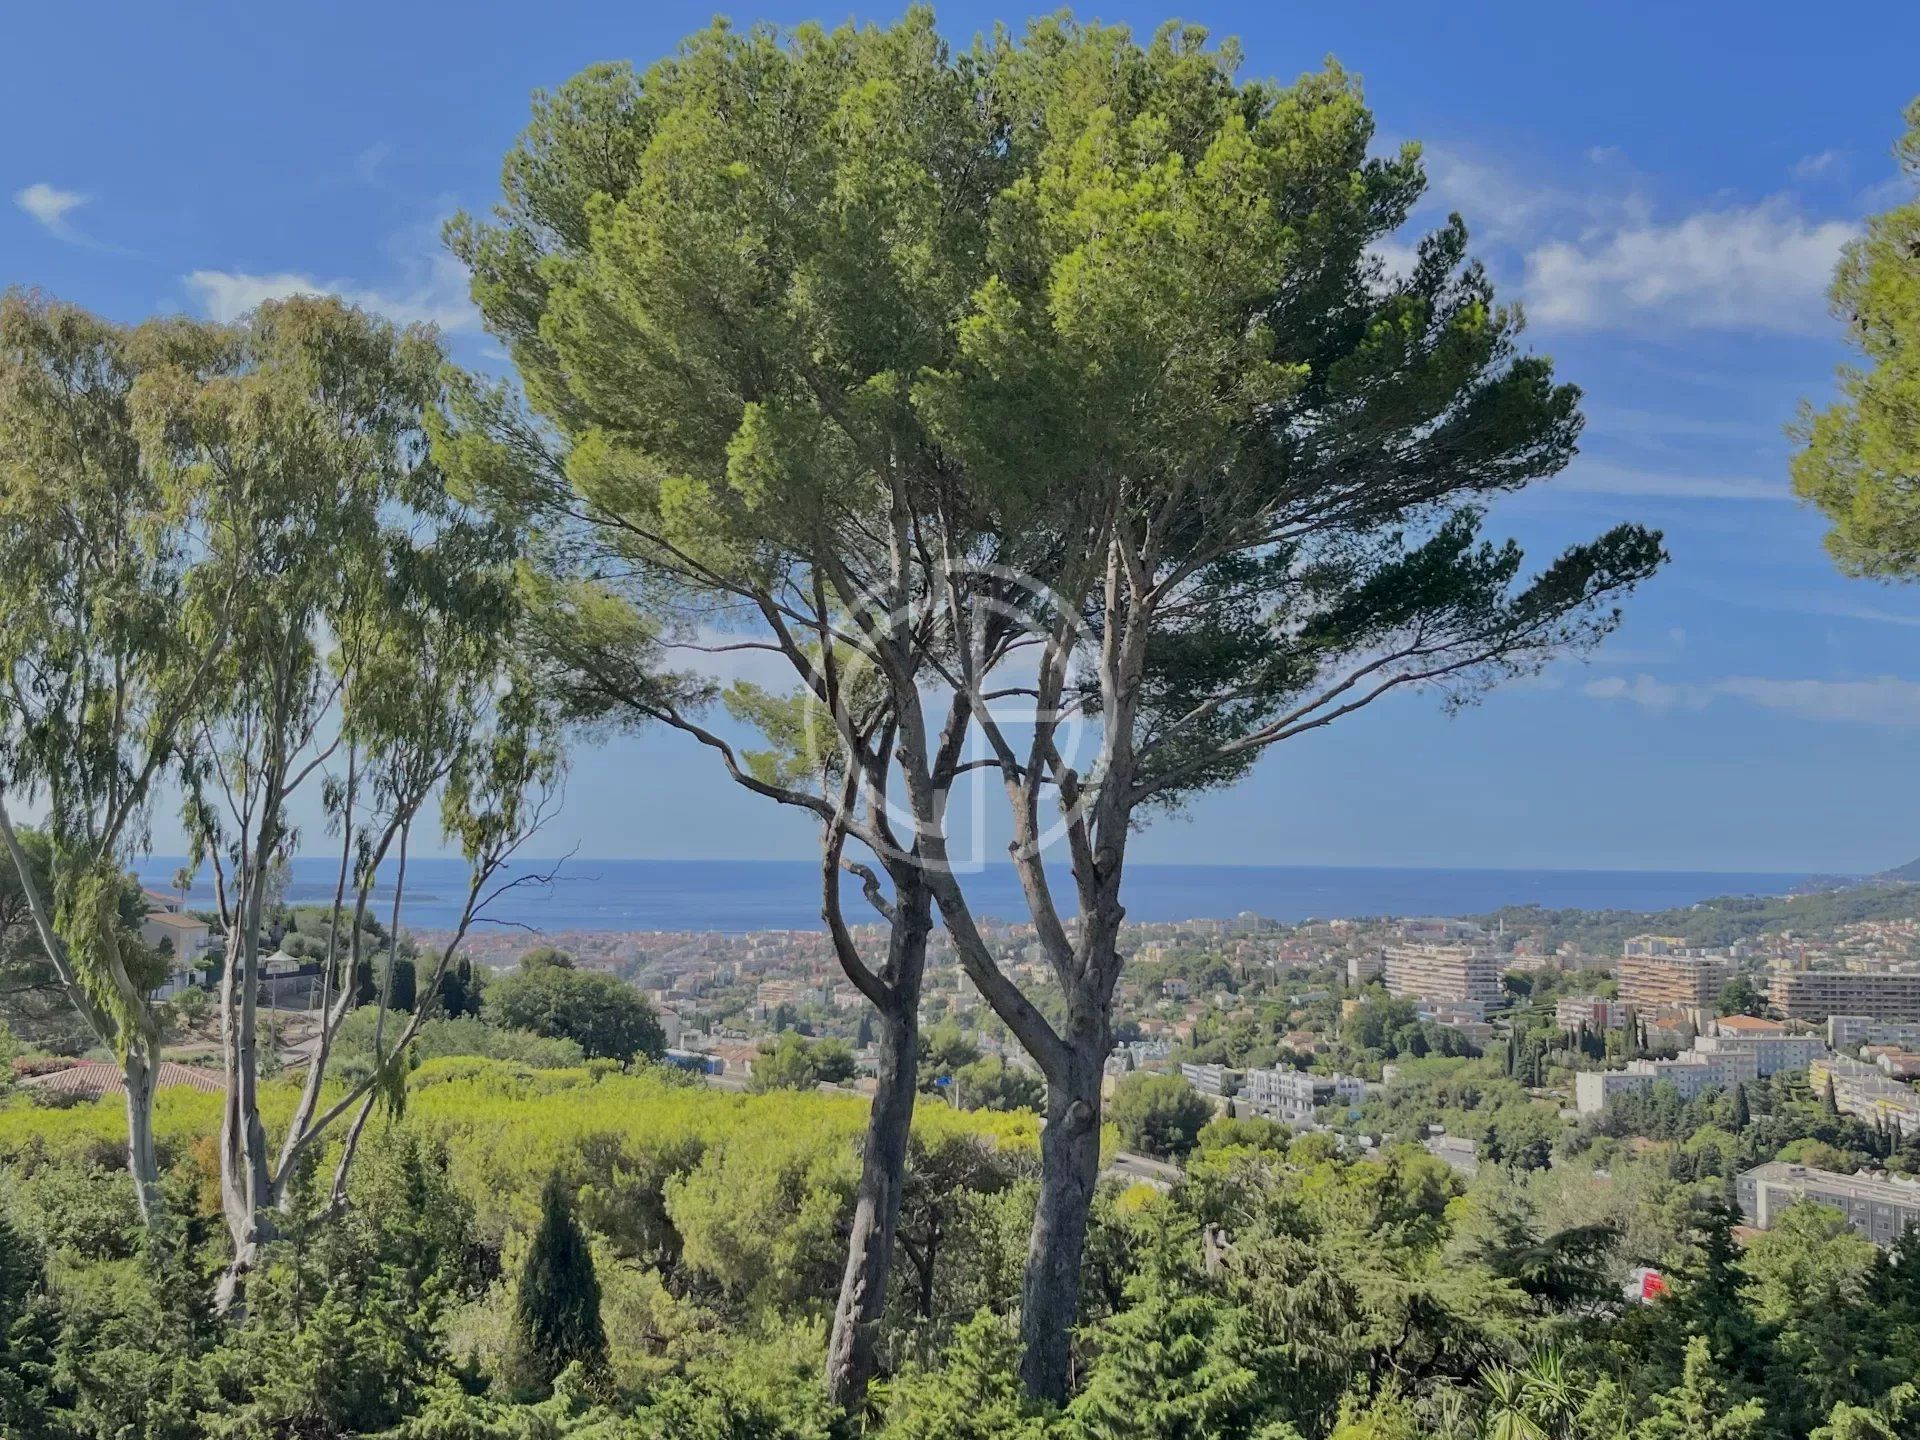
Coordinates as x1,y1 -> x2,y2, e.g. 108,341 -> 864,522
0,291 -> 228,1224
446,17 -> 1014,1407
141,294 -> 533,1306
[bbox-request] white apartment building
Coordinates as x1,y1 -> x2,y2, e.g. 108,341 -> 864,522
1240,1067 -> 1365,1124
1179,1062 -> 1233,1097
1693,1032 -> 1828,1078
1829,1016 -> 1920,1050
1809,1054 -> 1920,1138
1575,1046 -> 1760,1115
1347,950 -> 1384,987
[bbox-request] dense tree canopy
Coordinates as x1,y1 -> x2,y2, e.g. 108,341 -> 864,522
484,961 -> 665,1063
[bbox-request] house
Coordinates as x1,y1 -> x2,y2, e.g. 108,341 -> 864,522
141,910 -> 214,999
140,909 -> 212,959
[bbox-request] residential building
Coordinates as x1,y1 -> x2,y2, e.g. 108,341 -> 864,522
1555,995 -> 1618,1033
1382,943 -> 1503,1005
1771,970 -> 1920,1023
1693,1032 -> 1828,1078
1240,1067 -> 1364,1124
1347,950 -> 1384,988
1179,1062 -> 1233,1097
1830,1016 -> 1920,1050
1574,1045 -> 1760,1115
1711,1014 -> 1787,1038
1617,949 -> 1732,1020
1622,935 -> 1690,957
1808,1054 -> 1920,1137
141,910 -> 213,999
140,909 -> 212,960
1737,1162 -> 1920,1248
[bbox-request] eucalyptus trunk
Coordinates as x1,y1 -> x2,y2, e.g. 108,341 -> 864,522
825,876 -> 932,1413
122,1040 -> 164,1225
216,873 -> 278,1313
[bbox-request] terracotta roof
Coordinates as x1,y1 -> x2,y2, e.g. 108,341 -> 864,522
1716,1015 -> 1786,1034
143,911 -> 209,932
19,1059 -> 225,1100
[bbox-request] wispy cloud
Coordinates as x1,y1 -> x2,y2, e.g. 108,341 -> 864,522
1522,200 -> 1855,335
12,182 -> 124,251
1392,143 -> 1857,337
1792,149 -> 1844,180
1551,458 -> 1793,503
183,236 -> 475,333
1586,672 -> 1920,727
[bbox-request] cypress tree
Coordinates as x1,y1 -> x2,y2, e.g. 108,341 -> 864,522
510,1174 -> 607,1393
1731,1083 -> 1751,1132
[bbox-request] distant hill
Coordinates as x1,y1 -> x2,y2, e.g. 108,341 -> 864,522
1873,857 -> 1920,884
1472,882 -> 1920,956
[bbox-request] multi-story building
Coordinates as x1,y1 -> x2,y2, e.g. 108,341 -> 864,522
1693,1032 -> 1828,1078
1737,1162 -> 1920,1248
1240,1067 -> 1365,1124
1179,1062 -> 1233,1097
1808,1054 -> 1920,1137
1347,950 -> 1384,988
1574,1045 -> 1760,1114
1382,943 -> 1503,1005
1555,995 -> 1619,1033
1771,970 -> 1920,1022
1830,1016 -> 1920,1050
1617,949 -> 1732,1020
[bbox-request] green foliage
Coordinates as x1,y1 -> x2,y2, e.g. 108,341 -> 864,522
1108,1074 -> 1214,1160
332,1008 -> 587,1079
877,1309 -> 1054,1440
1639,1336 -> 1769,1439
747,1033 -> 857,1094
950,1055 -> 1044,1113
0,1205 -> 60,1437
1792,98 -> 1920,577
509,1174 -> 608,1395
484,964 -> 665,1063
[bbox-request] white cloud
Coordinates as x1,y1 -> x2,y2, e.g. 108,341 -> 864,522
1586,672 -> 1920,727
1552,458 -> 1792,503
15,182 -> 89,240
1522,200 -> 1855,335
183,248 -> 475,333
1792,149 -> 1843,180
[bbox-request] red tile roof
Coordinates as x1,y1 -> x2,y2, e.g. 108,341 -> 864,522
19,1059 -> 225,1101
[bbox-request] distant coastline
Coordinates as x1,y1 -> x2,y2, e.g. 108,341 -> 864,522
134,856 -> 1809,935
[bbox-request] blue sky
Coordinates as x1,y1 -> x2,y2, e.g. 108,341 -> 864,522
6,1 -> 1920,873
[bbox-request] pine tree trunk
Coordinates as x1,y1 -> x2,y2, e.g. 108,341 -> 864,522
824,885 -> 931,1413
1018,1040 -> 1104,1404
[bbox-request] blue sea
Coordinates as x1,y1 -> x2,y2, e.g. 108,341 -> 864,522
134,857 -> 1808,934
